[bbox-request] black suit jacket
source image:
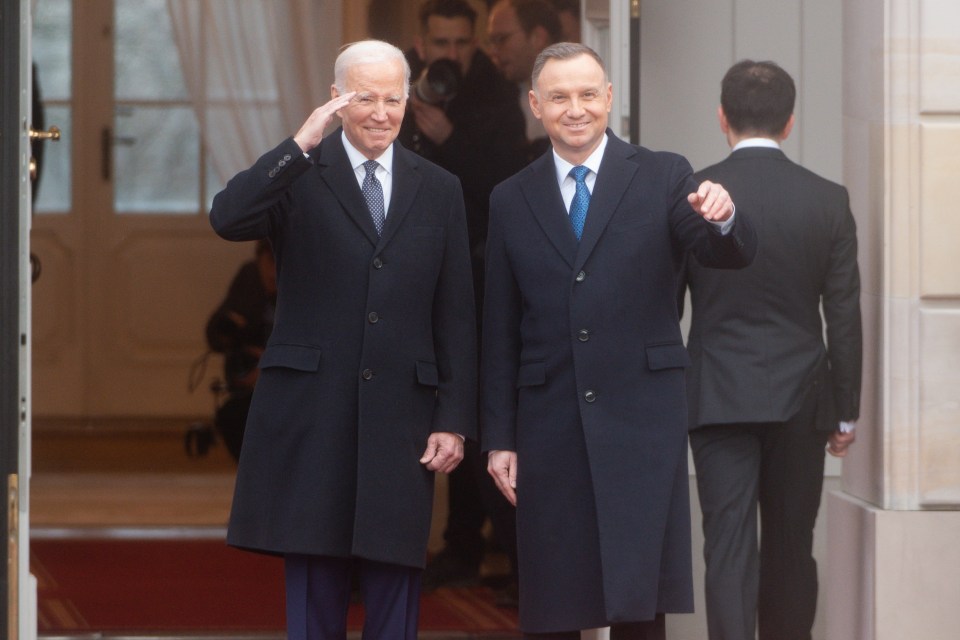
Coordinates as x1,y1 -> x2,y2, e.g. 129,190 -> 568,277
210,131 -> 477,568
481,132 -> 757,631
685,146 -> 861,430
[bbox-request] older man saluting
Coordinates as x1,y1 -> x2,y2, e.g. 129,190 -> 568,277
210,40 -> 477,640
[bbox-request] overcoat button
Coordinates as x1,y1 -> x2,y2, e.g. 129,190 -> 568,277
278,159 -> 286,167
578,329 -> 590,342
282,154 -> 292,161
584,390 -> 596,403
368,312 -> 379,324
373,257 -> 383,269
268,168 -> 278,178
362,369 -> 374,380
576,270 -> 586,282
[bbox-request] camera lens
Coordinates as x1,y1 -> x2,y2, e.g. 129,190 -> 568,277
414,59 -> 462,105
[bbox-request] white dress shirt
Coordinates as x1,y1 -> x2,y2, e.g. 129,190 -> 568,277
342,132 -> 394,217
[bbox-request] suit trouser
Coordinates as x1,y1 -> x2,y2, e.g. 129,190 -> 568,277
284,554 -> 421,640
690,399 -> 829,640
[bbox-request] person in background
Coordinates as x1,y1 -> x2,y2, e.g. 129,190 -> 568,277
486,0 -> 562,159
547,0 -> 581,42
682,59 -> 861,640
482,43 -> 756,639
399,0 -> 527,604
204,238 -> 276,461
209,40 -> 477,640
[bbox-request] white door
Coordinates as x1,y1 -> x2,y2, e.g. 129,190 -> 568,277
31,0 -> 251,420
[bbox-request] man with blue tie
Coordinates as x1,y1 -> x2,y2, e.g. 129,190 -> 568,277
481,43 -> 757,639
209,40 -> 477,640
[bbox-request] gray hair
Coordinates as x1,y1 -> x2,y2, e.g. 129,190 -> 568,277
531,42 -> 608,91
334,40 -> 411,98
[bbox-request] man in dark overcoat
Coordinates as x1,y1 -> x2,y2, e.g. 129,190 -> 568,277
209,40 -> 477,640
481,43 -> 757,639
683,60 -> 861,640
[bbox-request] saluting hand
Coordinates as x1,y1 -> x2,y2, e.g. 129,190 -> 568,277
419,432 -> 465,474
688,180 -> 734,222
293,91 -> 357,153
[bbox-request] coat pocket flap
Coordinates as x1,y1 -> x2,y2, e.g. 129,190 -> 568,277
645,343 -> 691,371
259,344 -> 322,372
516,361 -> 546,388
416,360 -> 439,386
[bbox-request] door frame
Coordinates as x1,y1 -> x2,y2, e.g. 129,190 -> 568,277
2,0 -> 34,637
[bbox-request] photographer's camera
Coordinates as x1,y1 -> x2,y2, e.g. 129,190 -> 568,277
414,59 -> 462,105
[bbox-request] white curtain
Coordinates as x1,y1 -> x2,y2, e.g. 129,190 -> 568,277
167,0 -> 342,182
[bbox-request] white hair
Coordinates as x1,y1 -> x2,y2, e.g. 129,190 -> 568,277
334,40 -> 411,98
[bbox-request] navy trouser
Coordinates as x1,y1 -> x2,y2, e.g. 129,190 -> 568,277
284,554 -> 421,640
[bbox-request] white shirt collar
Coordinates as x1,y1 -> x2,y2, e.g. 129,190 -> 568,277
341,131 -> 394,174
732,137 -> 780,152
553,133 -> 609,185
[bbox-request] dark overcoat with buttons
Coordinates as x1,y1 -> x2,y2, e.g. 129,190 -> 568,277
481,132 -> 757,632
209,130 -> 477,568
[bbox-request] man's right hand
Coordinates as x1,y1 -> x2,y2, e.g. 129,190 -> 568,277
487,450 -> 518,506
293,91 -> 357,153
827,428 -> 856,457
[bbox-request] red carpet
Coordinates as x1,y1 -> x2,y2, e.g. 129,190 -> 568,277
31,538 -> 519,635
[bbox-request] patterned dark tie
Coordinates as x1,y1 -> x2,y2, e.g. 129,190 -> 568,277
569,165 -> 590,240
362,159 -> 385,236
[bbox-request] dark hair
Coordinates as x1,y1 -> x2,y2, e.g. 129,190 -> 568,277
720,60 -> 796,137
546,0 -> 579,16
532,42 -> 606,89
509,0 -> 562,43
418,0 -> 477,31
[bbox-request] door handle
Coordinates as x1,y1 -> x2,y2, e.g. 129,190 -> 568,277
29,125 -> 62,182
29,125 -> 61,141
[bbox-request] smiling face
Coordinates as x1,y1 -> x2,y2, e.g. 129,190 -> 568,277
530,53 -> 612,165
332,59 -> 407,159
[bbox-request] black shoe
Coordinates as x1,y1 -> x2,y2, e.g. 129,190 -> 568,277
422,548 -> 481,590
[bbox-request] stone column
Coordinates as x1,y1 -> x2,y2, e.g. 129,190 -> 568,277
829,1 -> 960,638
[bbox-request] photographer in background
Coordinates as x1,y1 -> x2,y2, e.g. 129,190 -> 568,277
401,0 -> 526,277
205,238 -> 277,461
399,0 -> 526,604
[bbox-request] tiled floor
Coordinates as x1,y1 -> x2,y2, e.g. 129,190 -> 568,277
30,418 -> 237,532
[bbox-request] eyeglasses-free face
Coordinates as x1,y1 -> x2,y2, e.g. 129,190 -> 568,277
333,60 -> 407,160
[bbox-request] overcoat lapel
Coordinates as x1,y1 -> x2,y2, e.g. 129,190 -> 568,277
574,133 -> 637,272
378,145 -> 422,247
520,153 -> 578,268
316,129 -> 380,246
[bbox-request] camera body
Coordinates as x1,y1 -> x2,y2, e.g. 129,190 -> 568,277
414,58 -> 462,106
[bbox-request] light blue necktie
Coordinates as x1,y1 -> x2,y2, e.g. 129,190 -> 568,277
569,165 -> 590,240
362,159 -> 385,236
